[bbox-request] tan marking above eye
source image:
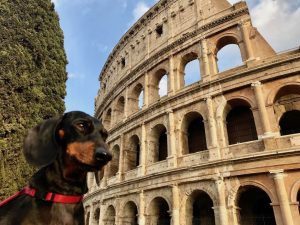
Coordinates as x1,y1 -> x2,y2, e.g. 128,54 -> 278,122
58,129 -> 65,139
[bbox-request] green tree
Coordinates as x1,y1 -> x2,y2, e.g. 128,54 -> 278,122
0,0 -> 67,200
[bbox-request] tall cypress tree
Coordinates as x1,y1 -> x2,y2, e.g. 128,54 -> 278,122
0,0 -> 67,200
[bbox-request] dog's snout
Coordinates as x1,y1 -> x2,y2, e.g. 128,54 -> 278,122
95,147 -> 112,163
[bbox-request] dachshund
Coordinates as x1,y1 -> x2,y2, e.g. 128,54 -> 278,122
0,111 -> 112,225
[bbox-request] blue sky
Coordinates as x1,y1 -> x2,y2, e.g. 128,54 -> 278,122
52,0 -> 300,116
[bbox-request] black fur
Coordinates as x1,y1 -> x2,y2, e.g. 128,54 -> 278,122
0,111 -> 112,225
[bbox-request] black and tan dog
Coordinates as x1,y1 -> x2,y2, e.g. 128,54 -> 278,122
0,111 -> 112,225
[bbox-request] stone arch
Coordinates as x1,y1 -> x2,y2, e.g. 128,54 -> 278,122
290,178 -> 300,217
103,205 -> 116,225
108,144 -> 120,177
181,111 -> 207,154
93,207 -> 100,222
149,124 -> 168,163
149,67 -> 169,102
114,96 -> 125,124
185,190 -> 216,225
267,83 -> 300,106
228,180 -> 276,207
129,82 -> 144,115
103,108 -> 112,130
122,201 -> 139,225
147,196 -> 171,225
225,98 -> 258,145
235,184 -> 276,225
179,51 -> 202,87
269,84 -> 300,135
125,134 -> 141,171
212,33 -> 245,73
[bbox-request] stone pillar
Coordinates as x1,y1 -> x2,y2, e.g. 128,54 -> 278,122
124,87 -> 129,120
118,134 -> 125,181
172,185 -> 180,225
240,19 -> 254,60
270,170 -> 294,225
89,204 -> 95,225
206,97 -> 218,148
214,177 -> 228,225
251,81 -> 271,136
144,72 -> 150,107
139,191 -> 146,225
169,55 -> 177,94
139,123 -> 147,176
167,109 -> 178,168
201,38 -> 211,77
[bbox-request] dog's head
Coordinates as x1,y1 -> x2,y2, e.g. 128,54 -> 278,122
23,111 -> 112,175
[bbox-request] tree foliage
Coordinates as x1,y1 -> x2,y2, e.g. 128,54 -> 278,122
0,0 -> 67,200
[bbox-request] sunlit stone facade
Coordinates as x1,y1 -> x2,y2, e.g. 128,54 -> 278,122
84,0 -> 300,224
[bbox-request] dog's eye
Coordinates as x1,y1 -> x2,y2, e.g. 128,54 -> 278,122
75,122 -> 92,134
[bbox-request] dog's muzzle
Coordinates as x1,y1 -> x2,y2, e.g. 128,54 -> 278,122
94,147 -> 112,164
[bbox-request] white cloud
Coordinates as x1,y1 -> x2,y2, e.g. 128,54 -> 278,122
133,2 -> 151,22
68,73 -> 85,79
251,0 -> 300,51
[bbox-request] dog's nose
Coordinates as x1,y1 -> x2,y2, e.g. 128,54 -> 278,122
94,147 -> 112,163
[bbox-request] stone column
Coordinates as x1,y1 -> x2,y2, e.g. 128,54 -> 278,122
214,177 -> 228,225
139,123 -> 147,176
139,191 -> 146,225
206,97 -> 218,148
172,185 -> 180,225
118,134 -> 125,181
89,204 -> 95,225
251,81 -> 272,136
167,109 -> 178,168
124,87 -> 129,120
201,38 -> 211,77
270,170 -> 294,225
169,55 -> 177,94
144,72 -> 150,107
240,19 -> 254,60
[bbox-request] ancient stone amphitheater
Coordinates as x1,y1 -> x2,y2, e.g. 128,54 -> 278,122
84,0 -> 300,224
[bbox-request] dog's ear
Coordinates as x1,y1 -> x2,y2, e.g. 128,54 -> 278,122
23,116 -> 62,168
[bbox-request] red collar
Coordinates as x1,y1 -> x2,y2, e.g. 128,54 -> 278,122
0,187 -> 83,206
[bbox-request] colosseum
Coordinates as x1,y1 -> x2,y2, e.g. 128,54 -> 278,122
84,0 -> 300,224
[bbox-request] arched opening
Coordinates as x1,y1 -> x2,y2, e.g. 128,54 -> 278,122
279,110 -> 300,135
226,103 -> 257,145
94,208 -> 100,222
104,109 -> 112,130
159,74 -> 168,97
215,36 -> 243,73
148,197 -> 171,225
182,53 -> 201,87
186,190 -> 215,225
237,186 -> 276,225
103,205 -> 116,225
149,124 -> 168,163
181,112 -> 207,154
126,135 -> 141,171
108,145 -> 120,178
138,90 -> 144,109
115,96 -> 125,124
123,201 -> 138,225
130,83 -> 144,114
